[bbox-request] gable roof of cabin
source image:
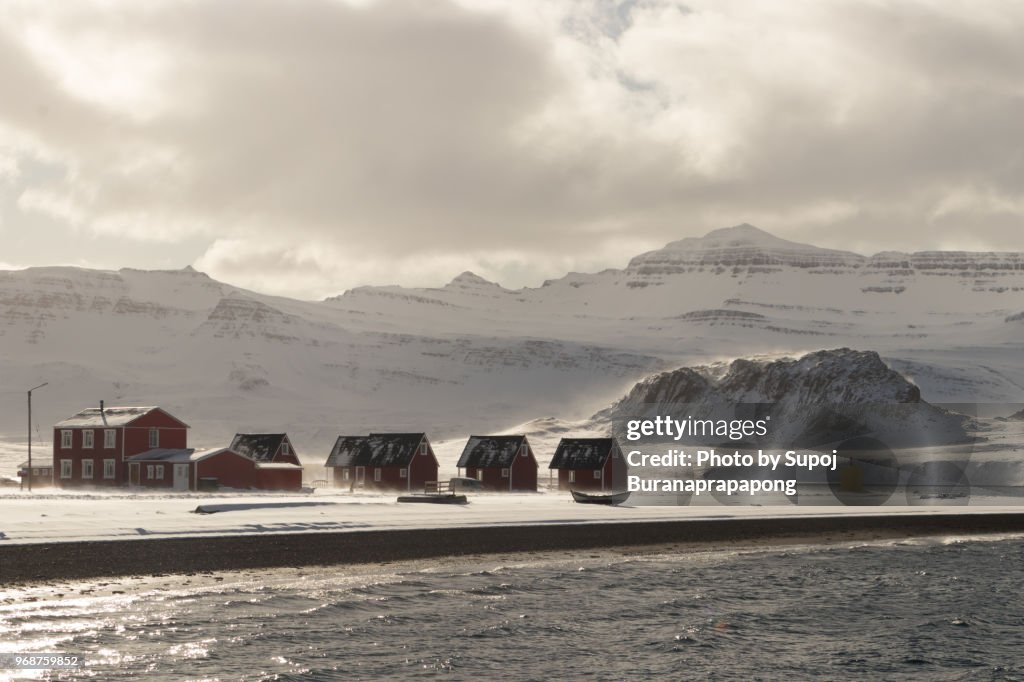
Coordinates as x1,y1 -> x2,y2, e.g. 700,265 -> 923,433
229,433 -> 289,462
456,435 -> 527,468
54,406 -> 189,428
325,433 -> 427,468
548,437 -> 617,469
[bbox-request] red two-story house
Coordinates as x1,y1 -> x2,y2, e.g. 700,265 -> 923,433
52,403 -> 189,487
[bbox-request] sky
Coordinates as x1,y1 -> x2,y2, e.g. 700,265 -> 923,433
1,0 -> 1022,299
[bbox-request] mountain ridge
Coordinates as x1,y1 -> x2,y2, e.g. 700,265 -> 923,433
1,224 -> 1022,468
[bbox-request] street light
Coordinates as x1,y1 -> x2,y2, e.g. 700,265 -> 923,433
27,382 -> 47,492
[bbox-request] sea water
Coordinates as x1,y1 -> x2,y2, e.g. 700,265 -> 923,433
2,536 -> 1022,680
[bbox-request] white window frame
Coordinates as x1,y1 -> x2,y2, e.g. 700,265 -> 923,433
60,459 -> 72,479
476,469 -> 483,481
61,430 -> 72,449
103,459 -> 116,479
521,444 -> 529,458
155,465 -> 164,480
568,471 -> 575,483
83,430 -> 94,449
501,468 -> 510,478
374,468 -> 382,482
146,464 -> 155,479
400,468 -> 407,479
594,469 -> 602,479
281,441 -> 290,456
419,443 -> 428,456
149,428 -> 159,448
82,459 -> 94,479
342,469 -> 350,481
104,429 -> 116,449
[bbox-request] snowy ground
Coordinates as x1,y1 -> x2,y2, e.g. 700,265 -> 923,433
2,486 -> 1024,546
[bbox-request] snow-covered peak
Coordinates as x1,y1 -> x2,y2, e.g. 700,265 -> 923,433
444,271 -> 500,289
670,223 -> 803,250
627,224 -> 864,275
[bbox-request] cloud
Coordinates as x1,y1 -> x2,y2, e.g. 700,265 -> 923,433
0,154 -> 17,182
0,0 -> 1023,296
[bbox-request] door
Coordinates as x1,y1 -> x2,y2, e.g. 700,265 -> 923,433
129,462 -> 140,486
173,463 -> 189,491
355,466 -> 365,485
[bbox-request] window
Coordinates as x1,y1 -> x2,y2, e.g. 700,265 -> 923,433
501,468 -> 510,478
374,468 -> 382,482
32,468 -> 40,476
281,442 -> 290,456
521,444 -> 529,458
149,428 -> 159,448
419,443 -> 428,456
476,469 -> 483,481
568,471 -> 575,483
60,459 -> 72,479
594,470 -> 602,479
82,459 -> 94,479
103,459 -> 116,479
146,465 -> 155,479
104,430 -> 116,449
155,465 -> 164,480
400,468 -> 407,479
342,469 -> 350,481
61,430 -> 72,449
83,430 -> 94,449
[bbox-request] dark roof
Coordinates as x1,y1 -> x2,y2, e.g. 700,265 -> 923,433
325,433 -> 426,468
326,436 -> 370,468
230,433 -> 288,462
457,435 -> 526,468
548,438 -> 617,469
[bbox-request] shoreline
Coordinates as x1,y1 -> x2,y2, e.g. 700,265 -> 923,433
4,512 -> 1024,584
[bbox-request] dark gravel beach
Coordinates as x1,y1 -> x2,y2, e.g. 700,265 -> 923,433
4,512 -> 1024,584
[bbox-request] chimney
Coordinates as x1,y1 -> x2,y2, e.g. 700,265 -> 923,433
100,400 -> 105,413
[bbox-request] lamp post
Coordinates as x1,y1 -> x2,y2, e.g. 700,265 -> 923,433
27,382 -> 48,492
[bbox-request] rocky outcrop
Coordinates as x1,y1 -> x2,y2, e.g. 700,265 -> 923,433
600,349 -> 972,448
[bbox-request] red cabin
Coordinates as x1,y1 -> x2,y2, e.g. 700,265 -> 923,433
125,447 -> 303,491
52,404 -> 189,488
456,435 -> 538,492
548,437 -> 627,492
326,433 -> 439,491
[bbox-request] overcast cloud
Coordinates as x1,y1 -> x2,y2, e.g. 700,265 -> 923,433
1,0 -> 1022,298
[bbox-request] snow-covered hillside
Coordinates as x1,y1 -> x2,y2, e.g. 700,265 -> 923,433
2,225 -> 1023,473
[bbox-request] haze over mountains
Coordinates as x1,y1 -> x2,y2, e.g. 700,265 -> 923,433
2,224 -> 1023,464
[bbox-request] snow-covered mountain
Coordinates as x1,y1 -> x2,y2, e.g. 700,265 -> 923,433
2,225 -> 1023,472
